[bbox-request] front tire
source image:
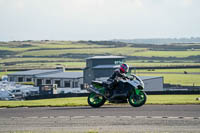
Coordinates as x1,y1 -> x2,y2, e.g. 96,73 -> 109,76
88,92 -> 106,108
128,91 -> 147,107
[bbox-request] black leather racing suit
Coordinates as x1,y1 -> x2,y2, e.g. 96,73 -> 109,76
107,69 -> 127,90
109,69 -> 127,80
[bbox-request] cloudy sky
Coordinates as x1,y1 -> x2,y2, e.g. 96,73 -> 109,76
0,0 -> 199,41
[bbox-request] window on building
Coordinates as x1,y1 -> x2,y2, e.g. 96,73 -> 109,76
16,90 -> 21,92
37,79 -> 42,86
18,77 -> 24,82
73,81 -> 79,88
64,81 -> 71,88
10,77 -> 15,82
75,82 -> 79,88
26,78 -> 32,82
55,80 -> 61,87
46,80 -> 51,85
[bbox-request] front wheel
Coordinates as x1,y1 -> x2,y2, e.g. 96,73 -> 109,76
128,90 -> 147,107
88,92 -> 106,108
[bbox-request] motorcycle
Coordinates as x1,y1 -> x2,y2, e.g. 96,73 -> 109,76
87,74 -> 147,108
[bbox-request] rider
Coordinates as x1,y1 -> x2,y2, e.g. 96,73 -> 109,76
105,63 -> 129,97
109,63 -> 129,81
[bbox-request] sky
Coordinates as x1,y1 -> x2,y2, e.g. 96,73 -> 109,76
0,0 -> 200,41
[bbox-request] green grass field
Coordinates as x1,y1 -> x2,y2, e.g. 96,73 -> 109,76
146,95 -> 200,104
0,41 -> 105,52
1,41 -> 200,86
0,57 -> 83,63
0,97 -> 88,108
1,41 -> 200,71
131,68 -> 200,86
0,95 -> 199,108
129,50 -> 200,57
17,47 -> 146,57
136,68 -> 200,73
128,62 -> 200,67
137,73 -> 200,86
12,46 -> 200,58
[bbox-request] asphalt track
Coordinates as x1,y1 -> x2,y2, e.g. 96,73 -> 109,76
0,105 -> 200,133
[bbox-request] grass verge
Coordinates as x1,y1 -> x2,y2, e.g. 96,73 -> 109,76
137,73 -> 200,86
0,95 -> 200,108
146,95 -> 200,105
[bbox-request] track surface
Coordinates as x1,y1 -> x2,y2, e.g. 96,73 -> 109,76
0,105 -> 200,133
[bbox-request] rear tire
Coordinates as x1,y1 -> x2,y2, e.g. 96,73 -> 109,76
128,91 -> 147,107
88,92 -> 106,108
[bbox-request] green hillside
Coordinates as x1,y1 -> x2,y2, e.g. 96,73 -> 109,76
0,40 -> 200,69
0,40 -> 200,86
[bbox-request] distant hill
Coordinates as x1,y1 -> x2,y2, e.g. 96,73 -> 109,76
0,40 -> 200,70
113,37 -> 200,45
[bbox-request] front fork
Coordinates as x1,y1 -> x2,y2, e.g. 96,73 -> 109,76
129,88 -> 142,99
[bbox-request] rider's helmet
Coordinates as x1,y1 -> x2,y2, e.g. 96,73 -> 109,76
120,63 -> 129,73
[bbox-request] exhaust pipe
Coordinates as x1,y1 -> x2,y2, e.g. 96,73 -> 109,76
87,87 -> 102,96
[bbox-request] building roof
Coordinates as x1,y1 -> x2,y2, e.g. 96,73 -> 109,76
36,72 -> 83,79
93,65 -> 120,69
86,56 -> 126,60
8,69 -> 61,76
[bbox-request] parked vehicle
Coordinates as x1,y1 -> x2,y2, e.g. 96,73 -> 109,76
0,89 -> 15,100
11,87 -> 39,98
87,74 -> 147,108
11,89 -> 23,97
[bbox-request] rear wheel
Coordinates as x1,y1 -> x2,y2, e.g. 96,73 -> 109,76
128,91 -> 147,107
88,92 -> 106,108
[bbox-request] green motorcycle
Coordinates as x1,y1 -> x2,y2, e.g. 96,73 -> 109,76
87,74 -> 147,108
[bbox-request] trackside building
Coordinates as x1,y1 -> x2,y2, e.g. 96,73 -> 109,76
7,56 -> 164,92
84,56 -> 163,91
8,69 -> 83,89
84,56 -> 126,84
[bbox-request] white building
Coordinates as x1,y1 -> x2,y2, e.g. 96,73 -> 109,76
140,76 -> 163,91
35,71 -> 83,89
7,70 -> 83,89
8,69 -> 62,83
